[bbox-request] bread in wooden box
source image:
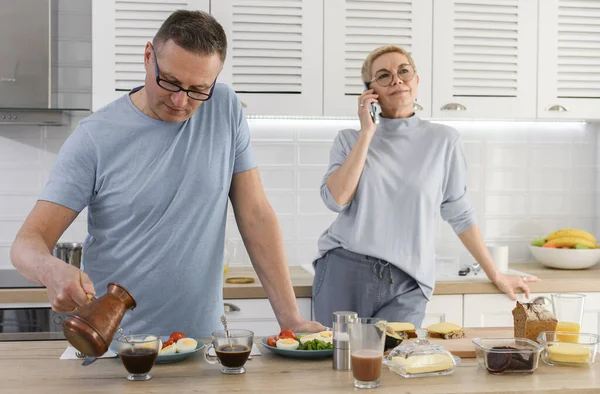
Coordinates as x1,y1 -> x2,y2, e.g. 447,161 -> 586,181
512,301 -> 557,343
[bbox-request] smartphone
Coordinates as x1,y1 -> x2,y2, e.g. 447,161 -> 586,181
363,82 -> 380,124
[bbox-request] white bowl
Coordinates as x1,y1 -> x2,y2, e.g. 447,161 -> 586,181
529,245 -> 600,270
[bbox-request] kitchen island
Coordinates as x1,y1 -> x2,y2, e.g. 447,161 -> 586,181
1,339 -> 599,393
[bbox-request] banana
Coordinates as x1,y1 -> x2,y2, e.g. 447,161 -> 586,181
544,237 -> 597,249
546,229 -> 596,244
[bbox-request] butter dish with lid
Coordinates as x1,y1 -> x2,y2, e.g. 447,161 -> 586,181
383,339 -> 460,378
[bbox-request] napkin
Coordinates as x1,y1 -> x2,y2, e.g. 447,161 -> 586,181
60,345 -> 117,360
207,343 -> 262,357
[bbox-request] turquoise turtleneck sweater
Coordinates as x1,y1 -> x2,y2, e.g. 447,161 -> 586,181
316,114 -> 476,299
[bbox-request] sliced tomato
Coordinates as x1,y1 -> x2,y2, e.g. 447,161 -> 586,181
162,339 -> 174,349
278,329 -> 296,340
267,336 -> 277,347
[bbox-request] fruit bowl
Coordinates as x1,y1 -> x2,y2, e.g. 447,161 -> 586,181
529,245 -> 600,270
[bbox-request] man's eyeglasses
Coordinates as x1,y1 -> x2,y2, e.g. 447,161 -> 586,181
368,65 -> 415,88
151,46 -> 215,101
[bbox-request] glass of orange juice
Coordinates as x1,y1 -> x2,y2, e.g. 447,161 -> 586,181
552,293 -> 585,342
223,238 -> 237,274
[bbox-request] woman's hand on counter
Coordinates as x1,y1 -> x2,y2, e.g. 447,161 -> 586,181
492,273 -> 540,301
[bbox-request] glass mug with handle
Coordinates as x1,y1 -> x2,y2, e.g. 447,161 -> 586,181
204,329 -> 253,374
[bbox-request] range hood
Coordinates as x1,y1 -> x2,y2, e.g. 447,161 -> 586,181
0,0 -> 90,125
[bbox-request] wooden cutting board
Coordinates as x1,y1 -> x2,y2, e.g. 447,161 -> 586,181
422,327 -> 514,358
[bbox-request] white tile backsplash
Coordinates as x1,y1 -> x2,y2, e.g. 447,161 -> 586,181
486,144 -> 529,168
0,113 -> 598,270
253,144 -> 295,166
297,144 -> 331,166
485,170 -> 529,192
297,168 -> 326,190
528,194 -> 570,216
530,145 -> 571,168
260,169 -> 295,190
485,194 -> 527,216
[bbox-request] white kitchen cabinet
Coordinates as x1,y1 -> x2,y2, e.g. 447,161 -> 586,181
224,298 -> 312,336
537,0 -> 600,120
464,293 -> 535,328
422,295 -> 463,328
464,293 -> 600,336
92,0 -> 210,111
431,0 -> 538,119
322,0 -> 433,118
211,0 -> 323,116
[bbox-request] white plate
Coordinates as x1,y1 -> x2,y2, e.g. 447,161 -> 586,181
529,245 -> 600,270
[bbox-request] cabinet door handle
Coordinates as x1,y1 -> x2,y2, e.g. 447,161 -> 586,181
414,102 -> 423,111
224,302 -> 241,312
440,103 -> 467,111
545,104 -> 568,112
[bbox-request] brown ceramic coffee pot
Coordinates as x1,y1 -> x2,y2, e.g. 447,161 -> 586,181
63,282 -> 136,357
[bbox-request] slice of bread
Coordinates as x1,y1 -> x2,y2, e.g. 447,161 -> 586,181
388,322 -> 418,339
427,322 -> 465,339
512,301 -> 557,343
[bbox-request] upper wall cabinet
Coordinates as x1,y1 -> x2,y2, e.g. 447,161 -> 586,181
92,0 -> 210,111
432,0 -> 537,119
211,1 -> 323,116
322,0 -> 433,118
537,0 -> 600,120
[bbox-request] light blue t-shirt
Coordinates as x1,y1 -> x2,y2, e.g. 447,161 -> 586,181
40,84 -> 256,337
317,115 -> 476,300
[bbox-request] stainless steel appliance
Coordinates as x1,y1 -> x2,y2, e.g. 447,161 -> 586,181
52,242 -> 83,268
0,269 -> 66,341
0,0 -> 91,125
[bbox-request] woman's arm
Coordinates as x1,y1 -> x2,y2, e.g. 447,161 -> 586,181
458,225 -> 539,300
325,132 -> 373,206
322,89 -> 379,208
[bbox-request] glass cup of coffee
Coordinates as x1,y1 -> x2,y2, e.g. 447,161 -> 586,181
203,329 -> 253,374
116,334 -> 160,381
349,318 -> 388,389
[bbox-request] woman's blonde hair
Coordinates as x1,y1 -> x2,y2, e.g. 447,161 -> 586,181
361,45 -> 417,83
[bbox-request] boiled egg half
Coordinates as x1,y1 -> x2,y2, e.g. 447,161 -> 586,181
176,337 -> 198,354
276,338 -> 299,350
159,343 -> 177,355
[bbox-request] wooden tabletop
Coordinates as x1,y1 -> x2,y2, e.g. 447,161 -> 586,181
1,339 -> 599,394
2,262 -> 599,305
435,262 -> 600,295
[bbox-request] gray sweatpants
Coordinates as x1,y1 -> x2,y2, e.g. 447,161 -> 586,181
312,247 -> 428,328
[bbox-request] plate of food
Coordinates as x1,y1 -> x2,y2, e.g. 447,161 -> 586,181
110,331 -> 205,364
260,329 -> 333,359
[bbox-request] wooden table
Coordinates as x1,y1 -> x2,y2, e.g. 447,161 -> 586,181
2,339 -> 599,394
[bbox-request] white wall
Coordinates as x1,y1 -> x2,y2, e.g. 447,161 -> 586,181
1,117 -> 598,271
0,0 -> 91,270
221,119 -> 599,270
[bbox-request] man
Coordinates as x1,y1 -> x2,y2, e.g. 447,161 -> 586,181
10,10 -> 324,337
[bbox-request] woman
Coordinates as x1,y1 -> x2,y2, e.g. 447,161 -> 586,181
312,45 -> 538,328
